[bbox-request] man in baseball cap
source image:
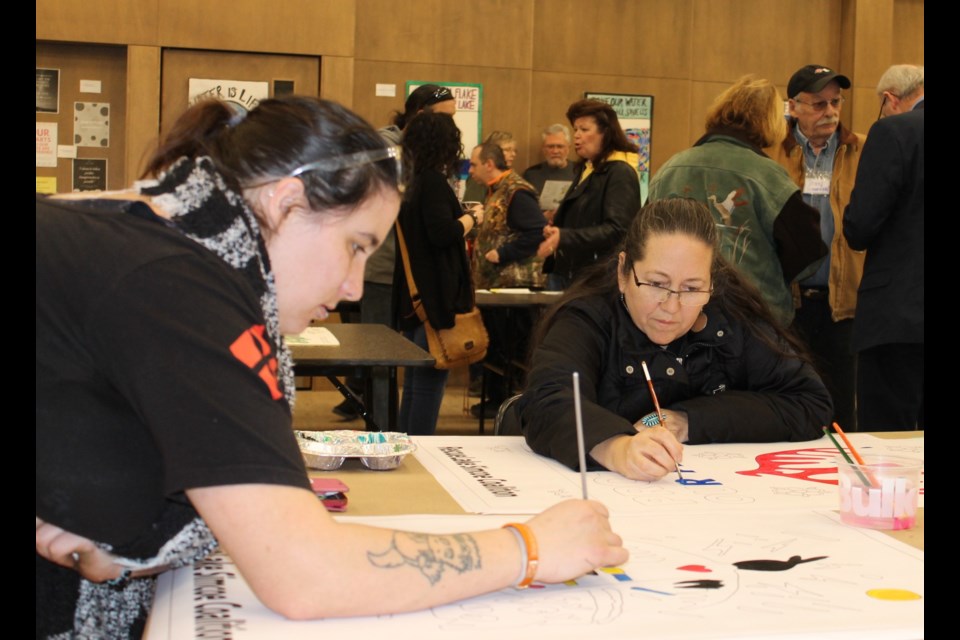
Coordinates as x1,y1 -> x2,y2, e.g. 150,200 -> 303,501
767,64 -> 865,432
787,65 -> 851,100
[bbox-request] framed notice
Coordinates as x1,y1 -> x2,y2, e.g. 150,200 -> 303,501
73,158 -> 108,191
37,68 -> 60,113
585,92 -> 653,204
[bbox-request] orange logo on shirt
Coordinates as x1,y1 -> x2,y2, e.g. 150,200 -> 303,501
229,325 -> 282,400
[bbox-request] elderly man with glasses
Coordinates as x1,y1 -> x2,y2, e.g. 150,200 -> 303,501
842,65 -> 925,432
876,64 -> 924,117
522,124 -> 576,223
767,64 -> 867,431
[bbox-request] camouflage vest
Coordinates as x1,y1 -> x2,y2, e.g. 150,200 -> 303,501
472,171 -> 543,289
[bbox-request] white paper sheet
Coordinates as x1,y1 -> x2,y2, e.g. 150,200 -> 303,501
283,326 -> 340,346
411,435 -> 924,515
476,288 -> 563,294
538,179 -> 573,210
145,511 -> 923,640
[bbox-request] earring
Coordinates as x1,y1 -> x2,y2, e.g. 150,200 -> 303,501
619,292 -> 627,309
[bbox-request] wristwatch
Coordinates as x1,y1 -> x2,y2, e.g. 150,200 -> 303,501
466,208 -> 479,227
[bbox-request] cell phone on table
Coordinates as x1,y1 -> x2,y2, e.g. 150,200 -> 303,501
310,477 -> 350,512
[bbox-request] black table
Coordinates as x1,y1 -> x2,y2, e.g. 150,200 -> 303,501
475,289 -> 564,308
474,289 -> 564,433
288,323 -> 434,431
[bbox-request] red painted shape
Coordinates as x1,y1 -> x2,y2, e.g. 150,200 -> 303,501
678,564 -> 711,573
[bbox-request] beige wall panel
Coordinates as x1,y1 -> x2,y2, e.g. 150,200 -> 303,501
37,0 -> 157,45
529,72 -> 691,176
37,42 -> 127,192
687,79 -> 730,145
159,49 -> 320,137
531,0 -> 693,78
322,57 -> 356,107
893,0 -> 924,64
355,0 -> 534,69
846,0 -> 893,135
690,0 -> 842,83
125,46 -> 161,181
849,87 -> 881,135
157,0 -> 355,56
839,0 -> 859,87
352,61 -> 534,169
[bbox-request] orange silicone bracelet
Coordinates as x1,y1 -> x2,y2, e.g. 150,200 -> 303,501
503,522 -> 539,588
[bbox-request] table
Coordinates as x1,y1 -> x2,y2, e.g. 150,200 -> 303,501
319,436 -> 922,547
288,323 -> 434,431
146,432 -> 923,639
475,288 -> 564,308
474,289 -> 563,433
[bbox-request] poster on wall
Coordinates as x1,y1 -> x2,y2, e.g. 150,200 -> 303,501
37,121 -> 58,167
74,102 -> 111,148
585,92 -> 653,204
188,79 -> 269,117
37,68 -> 60,113
73,158 -> 108,192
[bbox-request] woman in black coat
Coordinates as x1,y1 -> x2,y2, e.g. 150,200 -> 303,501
395,112 -> 482,434
521,198 -> 831,480
538,99 -> 642,289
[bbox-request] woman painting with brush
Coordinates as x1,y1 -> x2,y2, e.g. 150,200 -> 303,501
517,198 -> 832,480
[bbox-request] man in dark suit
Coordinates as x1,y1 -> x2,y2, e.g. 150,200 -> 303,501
842,77 -> 924,431
876,64 -> 924,116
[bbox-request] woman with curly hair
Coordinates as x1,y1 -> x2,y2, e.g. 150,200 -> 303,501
395,112 -> 483,434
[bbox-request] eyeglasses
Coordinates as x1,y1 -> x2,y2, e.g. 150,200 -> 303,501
289,145 -> 401,180
248,145 -> 402,189
877,92 -> 900,121
793,96 -> 845,112
631,265 -> 712,307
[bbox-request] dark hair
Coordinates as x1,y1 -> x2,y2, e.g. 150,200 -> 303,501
565,99 -> 638,166
402,112 -> 463,182
392,84 -> 455,130
142,96 -> 399,216
532,198 -> 810,362
476,141 -> 508,171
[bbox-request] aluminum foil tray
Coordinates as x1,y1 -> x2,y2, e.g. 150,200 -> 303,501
295,430 -> 416,471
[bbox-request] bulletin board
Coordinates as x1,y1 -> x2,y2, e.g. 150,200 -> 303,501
585,92 -> 653,205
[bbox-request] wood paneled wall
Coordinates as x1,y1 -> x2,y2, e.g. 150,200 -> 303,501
37,0 -> 923,191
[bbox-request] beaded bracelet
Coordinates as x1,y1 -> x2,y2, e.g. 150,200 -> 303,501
502,522 -> 539,589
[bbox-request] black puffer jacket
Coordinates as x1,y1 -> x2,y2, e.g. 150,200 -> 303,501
518,293 -> 831,471
546,160 -> 641,282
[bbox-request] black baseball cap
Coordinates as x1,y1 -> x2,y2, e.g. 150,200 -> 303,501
787,65 -> 851,98
405,84 -> 454,112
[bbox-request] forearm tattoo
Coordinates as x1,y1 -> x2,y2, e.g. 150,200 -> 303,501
367,532 -> 482,585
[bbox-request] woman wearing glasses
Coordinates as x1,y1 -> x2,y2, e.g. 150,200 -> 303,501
36,97 -> 626,638
518,198 -> 831,481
